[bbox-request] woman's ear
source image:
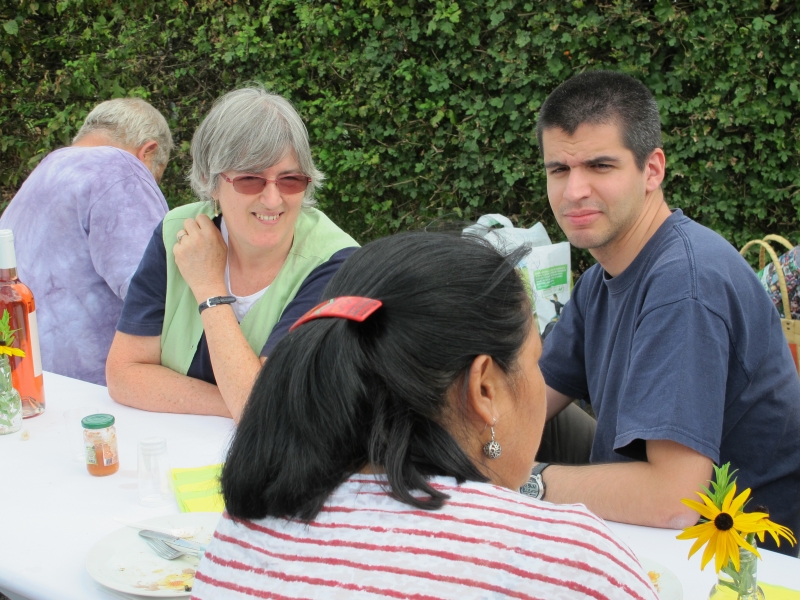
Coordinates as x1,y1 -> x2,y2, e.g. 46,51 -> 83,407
465,354 -> 505,428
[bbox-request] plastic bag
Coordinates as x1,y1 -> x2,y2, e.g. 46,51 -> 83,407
464,214 -> 571,334
463,214 -> 551,251
526,242 -> 572,335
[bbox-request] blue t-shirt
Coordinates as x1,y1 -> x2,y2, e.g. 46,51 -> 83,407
540,210 -> 800,556
117,220 -> 357,384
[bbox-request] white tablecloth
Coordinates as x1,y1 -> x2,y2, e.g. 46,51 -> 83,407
0,372 -> 797,599
0,373 -> 234,600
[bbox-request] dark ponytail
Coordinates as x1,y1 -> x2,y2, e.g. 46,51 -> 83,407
222,231 -> 532,521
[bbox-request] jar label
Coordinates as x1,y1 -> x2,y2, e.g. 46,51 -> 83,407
85,443 -> 118,466
85,444 -> 97,465
98,443 -> 118,466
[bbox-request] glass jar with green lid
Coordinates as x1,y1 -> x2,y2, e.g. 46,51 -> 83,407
82,413 -> 119,476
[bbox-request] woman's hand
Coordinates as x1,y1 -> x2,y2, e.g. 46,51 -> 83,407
173,214 -> 229,303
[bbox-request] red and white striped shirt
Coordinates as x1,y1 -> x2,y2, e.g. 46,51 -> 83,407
192,475 -> 658,599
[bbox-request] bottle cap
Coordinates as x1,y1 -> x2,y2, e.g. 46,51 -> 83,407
0,230 -> 16,270
81,413 -> 115,429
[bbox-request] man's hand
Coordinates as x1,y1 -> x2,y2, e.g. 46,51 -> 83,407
173,214 -> 228,302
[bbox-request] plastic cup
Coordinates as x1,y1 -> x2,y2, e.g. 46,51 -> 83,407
137,437 -> 173,507
62,406 -> 101,463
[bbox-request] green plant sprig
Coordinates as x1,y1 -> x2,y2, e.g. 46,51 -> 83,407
0,309 -> 18,347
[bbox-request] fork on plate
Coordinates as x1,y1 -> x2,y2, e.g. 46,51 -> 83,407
143,537 -> 185,560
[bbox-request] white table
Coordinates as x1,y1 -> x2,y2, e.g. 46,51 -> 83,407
0,372 -> 234,600
0,373 -> 797,599
607,522 -> 798,596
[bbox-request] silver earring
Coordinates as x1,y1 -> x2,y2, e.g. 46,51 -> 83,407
482,426 -> 501,459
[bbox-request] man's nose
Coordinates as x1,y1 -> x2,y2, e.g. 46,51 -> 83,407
563,169 -> 591,203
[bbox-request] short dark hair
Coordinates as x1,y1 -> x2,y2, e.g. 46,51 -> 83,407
221,232 -> 532,522
536,70 -> 662,170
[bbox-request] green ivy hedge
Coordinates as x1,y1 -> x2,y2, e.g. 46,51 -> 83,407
2,0 -> 799,272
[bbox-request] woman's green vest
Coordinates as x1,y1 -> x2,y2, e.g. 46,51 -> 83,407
160,201 -> 358,375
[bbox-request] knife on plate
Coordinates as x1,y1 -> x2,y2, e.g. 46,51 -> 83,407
138,529 -> 207,556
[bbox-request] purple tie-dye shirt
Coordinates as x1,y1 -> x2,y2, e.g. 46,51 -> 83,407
0,146 -> 168,385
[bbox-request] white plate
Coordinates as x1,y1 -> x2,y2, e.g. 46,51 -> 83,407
640,557 -> 683,600
86,513 -> 221,597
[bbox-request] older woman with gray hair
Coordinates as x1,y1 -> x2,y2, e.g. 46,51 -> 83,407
106,86 -> 358,421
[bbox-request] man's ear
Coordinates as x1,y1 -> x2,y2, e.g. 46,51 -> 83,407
135,140 -> 159,164
645,147 -> 666,192
465,354 -> 504,429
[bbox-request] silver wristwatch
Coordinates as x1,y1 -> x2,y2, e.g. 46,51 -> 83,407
520,462 -> 550,500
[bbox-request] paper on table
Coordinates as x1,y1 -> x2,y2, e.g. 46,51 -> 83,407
171,464 -> 223,513
761,583 -> 800,599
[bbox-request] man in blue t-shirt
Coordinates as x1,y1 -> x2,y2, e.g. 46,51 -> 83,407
531,70 -> 800,556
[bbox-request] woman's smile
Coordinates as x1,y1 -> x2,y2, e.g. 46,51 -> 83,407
253,211 -> 281,224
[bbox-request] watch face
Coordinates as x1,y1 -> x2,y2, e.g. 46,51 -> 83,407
519,475 -> 543,499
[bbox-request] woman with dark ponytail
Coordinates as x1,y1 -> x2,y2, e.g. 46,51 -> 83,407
193,232 -> 657,599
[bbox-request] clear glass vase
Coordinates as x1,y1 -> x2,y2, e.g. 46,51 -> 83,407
708,544 -> 765,600
0,354 -> 22,434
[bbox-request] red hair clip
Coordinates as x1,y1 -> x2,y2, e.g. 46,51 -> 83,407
289,296 -> 383,331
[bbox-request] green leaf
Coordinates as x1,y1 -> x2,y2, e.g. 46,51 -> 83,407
0,310 -> 16,346
0,0 -> 799,262
3,20 -> 18,36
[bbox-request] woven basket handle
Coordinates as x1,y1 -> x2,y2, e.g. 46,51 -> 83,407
756,235 -> 794,270
740,239 -> 791,317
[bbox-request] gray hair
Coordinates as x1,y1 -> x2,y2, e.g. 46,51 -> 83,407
73,98 -> 173,170
189,85 -> 324,207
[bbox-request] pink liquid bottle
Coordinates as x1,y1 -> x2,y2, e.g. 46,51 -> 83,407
0,230 -> 45,417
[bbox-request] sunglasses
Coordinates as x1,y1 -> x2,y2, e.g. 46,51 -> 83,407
219,173 -> 311,195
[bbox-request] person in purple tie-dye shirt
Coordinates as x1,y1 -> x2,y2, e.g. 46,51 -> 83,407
0,98 -> 172,385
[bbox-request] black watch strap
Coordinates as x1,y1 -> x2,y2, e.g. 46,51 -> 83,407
198,295 -> 236,313
531,462 -> 550,477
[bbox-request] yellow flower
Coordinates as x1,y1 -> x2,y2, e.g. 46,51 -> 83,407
753,516 -> 797,549
0,345 -> 25,357
678,463 -> 796,577
676,485 -> 768,573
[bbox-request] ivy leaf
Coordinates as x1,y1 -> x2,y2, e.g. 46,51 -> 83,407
3,20 -> 18,36
1,0 -> 799,270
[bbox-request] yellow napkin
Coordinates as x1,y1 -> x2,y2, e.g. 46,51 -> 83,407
761,583 -> 800,599
171,464 -> 224,513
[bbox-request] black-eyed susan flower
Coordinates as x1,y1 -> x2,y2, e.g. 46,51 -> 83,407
752,514 -> 797,549
677,463 -> 796,574
0,345 -> 25,357
678,485 -> 765,572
